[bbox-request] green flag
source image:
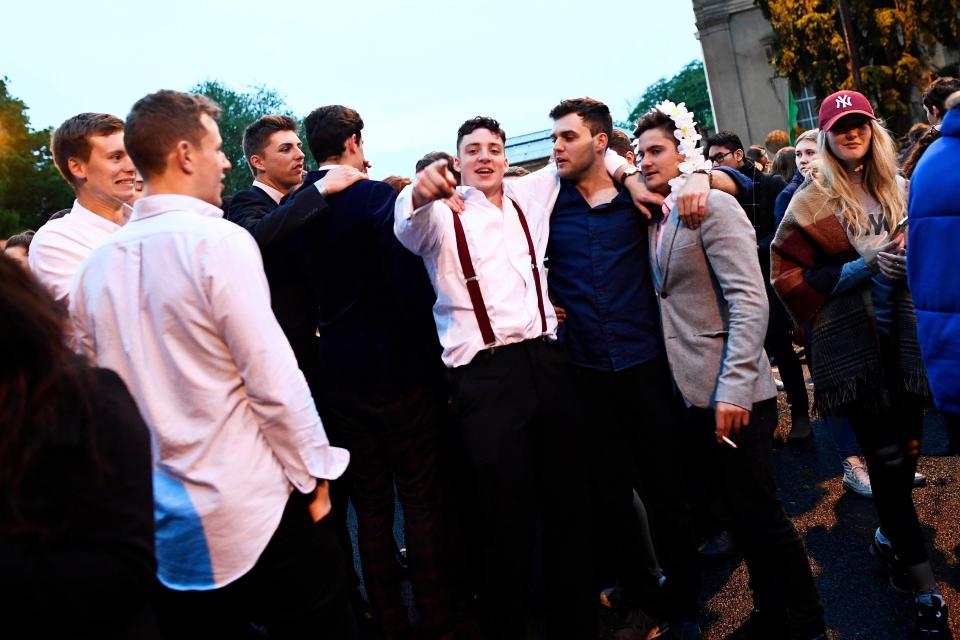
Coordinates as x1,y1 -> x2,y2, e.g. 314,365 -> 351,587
787,89 -> 799,144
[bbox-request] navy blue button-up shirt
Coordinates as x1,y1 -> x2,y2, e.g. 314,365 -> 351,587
547,179 -> 662,371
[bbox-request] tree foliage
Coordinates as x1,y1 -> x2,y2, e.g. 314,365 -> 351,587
190,80 -> 295,196
759,0 -> 960,133
0,77 -> 73,237
628,60 -> 715,131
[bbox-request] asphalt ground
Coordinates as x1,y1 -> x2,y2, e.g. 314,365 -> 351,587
351,386 -> 959,639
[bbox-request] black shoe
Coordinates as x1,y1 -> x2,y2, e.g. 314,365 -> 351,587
788,411 -> 813,442
911,592 -> 950,639
698,530 -> 738,563
869,528 -> 910,593
615,608 -> 671,640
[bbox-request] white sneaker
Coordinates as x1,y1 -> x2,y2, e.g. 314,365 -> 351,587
842,456 -> 873,498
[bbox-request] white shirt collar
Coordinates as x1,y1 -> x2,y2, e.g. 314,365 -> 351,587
318,164 -> 342,171
251,180 -> 285,205
69,199 -> 123,232
130,194 -> 225,222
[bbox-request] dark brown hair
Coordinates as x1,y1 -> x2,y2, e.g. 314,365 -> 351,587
303,105 -> 363,164
51,113 -> 124,187
124,90 -> 222,178
241,115 -> 299,177
0,254 -> 97,534
608,130 -> 634,157
771,146 -> 797,182
632,108 -> 677,147
456,117 -> 506,151
4,230 -> 35,253
922,76 -> 960,115
415,151 -> 461,184
549,98 -> 613,141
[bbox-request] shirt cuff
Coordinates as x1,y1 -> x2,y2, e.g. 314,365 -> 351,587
604,147 -> 629,177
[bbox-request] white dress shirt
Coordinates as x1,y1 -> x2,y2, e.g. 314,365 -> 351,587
29,199 -> 122,302
70,193 -> 349,590
252,179 -> 285,205
393,153 -> 629,368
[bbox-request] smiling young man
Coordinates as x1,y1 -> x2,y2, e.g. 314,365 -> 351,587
396,115 -> 597,639
70,90 -> 352,638
634,108 -> 826,640
29,113 -> 135,303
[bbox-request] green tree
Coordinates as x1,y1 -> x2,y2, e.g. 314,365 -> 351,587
759,0 -> 960,133
0,77 -> 73,237
190,80 -> 296,196
627,60 -> 715,131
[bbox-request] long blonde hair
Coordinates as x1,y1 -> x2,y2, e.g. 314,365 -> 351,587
812,120 -> 905,237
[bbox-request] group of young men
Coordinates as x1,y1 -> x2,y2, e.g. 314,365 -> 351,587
27,89 -> 827,640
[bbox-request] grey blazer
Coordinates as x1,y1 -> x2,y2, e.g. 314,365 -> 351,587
649,190 -> 778,411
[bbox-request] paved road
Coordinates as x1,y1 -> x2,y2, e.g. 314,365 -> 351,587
598,404 -> 959,640
352,394 -> 959,639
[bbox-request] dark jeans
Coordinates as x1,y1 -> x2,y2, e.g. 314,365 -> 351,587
317,385 -> 458,640
155,490 -> 356,640
765,329 -> 809,415
845,336 -> 928,567
685,398 -> 825,639
577,355 -> 700,622
449,338 -> 595,640
945,411 -> 960,456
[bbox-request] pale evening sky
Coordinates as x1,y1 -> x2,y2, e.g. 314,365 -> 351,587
1,0 -> 705,179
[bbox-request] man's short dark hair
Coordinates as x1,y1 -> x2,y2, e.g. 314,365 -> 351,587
303,105 -> 363,164
51,113 -> 125,187
125,90 -> 222,179
242,115 -> 299,177
922,76 -> 960,113
608,130 -> 634,157
416,151 -> 461,184
456,117 -> 506,151
4,230 -> 35,253
548,98 -> 613,142
632,109 -> 677,147
705,130 -> 744,157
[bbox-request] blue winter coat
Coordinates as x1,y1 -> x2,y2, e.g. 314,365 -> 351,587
907,105 -> 960,414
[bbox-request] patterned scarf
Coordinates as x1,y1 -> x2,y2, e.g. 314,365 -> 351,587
771,180 -> 930,414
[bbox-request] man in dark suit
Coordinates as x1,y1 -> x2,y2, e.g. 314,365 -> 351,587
289,104 -> 459,640
226,115 -> 364,378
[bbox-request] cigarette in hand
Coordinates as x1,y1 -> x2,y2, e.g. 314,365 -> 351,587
722,436 -> 738,449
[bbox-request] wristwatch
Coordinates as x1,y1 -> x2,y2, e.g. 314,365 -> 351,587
619,166 -> 640,185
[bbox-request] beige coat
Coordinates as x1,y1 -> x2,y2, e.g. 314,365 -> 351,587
649,190 -> 778,411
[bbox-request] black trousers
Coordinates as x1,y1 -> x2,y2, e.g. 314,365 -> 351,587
577,355 -> 700,622
155,490 -> 356,640
765,281 -> 809,415
685,398 -> 824,639
449,339 -> 595,640
317,385 -> 458,640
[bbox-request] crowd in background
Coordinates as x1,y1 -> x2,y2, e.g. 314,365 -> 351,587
2,75 -> 960,640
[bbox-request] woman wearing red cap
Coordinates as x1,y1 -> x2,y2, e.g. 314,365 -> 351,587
771,90 -> 948,638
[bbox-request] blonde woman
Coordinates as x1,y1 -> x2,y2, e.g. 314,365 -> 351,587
772,91 -> 947,637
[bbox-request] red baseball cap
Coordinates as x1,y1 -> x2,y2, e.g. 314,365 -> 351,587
818,90 -> 876,131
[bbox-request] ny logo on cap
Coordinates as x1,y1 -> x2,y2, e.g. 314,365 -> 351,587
836,94 -> 853,109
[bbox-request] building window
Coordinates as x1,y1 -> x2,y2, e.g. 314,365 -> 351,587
795,86 -> 818,131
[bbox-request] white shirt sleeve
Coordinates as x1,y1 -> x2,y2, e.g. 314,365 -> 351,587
29,228 -> 84,304
394,183 -> 444,257
202,229 -> 349,492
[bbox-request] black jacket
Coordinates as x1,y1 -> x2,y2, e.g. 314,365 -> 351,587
734,162 -> 787,279
227,184 -> 328,380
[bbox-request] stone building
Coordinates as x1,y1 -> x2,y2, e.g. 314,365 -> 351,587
692,0 -> 820,148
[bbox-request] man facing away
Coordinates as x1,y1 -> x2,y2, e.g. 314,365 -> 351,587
227,115 -> 364,387
634,108 -> 825,640
69,90 -> 353,639
30,113 -> 135,303
289,104 -> 460,640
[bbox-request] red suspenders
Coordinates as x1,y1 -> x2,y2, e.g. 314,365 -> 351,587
449,196 -> 547,348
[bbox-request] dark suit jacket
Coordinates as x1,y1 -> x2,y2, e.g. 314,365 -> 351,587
290,170 -> 440,392
226,184 -> 328,382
